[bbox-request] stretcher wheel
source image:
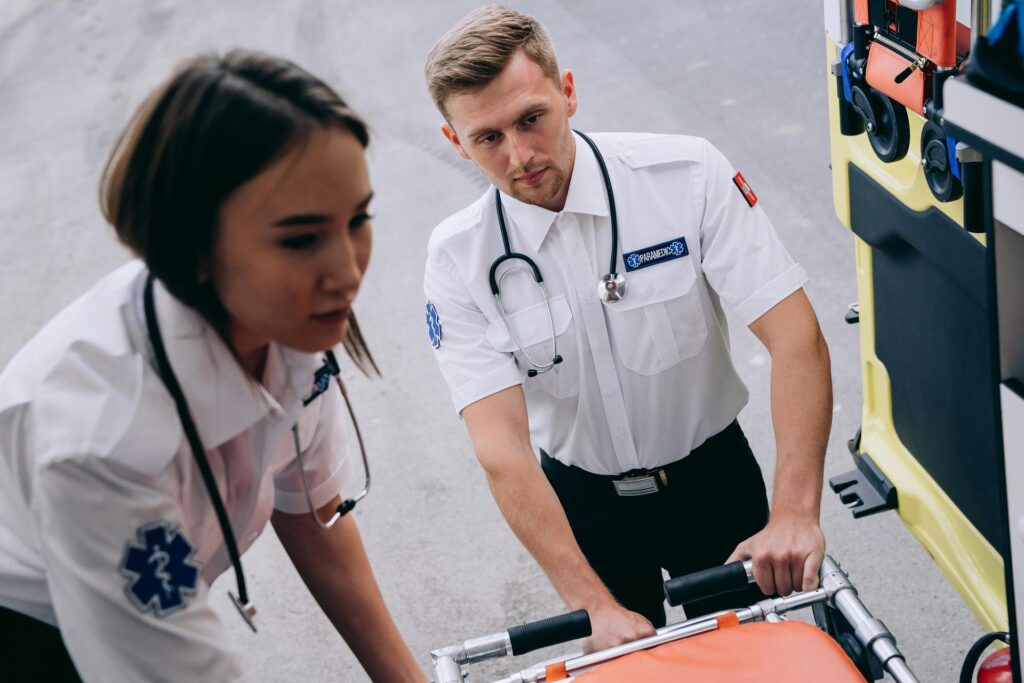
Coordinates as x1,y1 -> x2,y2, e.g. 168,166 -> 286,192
814,602 -> 884,681
850,84 -> 910,163
921,121 -> 963,202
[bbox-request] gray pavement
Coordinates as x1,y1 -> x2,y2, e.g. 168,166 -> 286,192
0,1 -> 983,681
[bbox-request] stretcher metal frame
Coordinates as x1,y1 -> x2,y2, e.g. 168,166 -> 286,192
430,555 -> 918,683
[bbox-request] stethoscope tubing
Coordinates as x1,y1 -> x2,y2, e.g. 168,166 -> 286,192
493,267 -> 560,374
144,275 -> 371,631
291,370 -> 370,527
488,131 -> 620,375
576,130 -> 620,278
488,130 -> 619,295
143,275 -> 254,625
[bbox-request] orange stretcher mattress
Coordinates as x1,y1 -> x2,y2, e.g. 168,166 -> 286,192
570,618 -> 866,682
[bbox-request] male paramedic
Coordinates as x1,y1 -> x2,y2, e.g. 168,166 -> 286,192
422,5 -> 832,650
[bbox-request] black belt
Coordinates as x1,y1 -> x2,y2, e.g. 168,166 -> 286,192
540,450 -> 678,496
539,421 -> 742,497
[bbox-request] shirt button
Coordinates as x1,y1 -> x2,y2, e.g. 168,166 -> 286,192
615,428 -> 625,438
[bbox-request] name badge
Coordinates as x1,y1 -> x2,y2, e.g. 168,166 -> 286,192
623,237 -> 689,272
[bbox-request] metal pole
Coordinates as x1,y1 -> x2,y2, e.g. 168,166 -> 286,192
488,589 -> 835,683
480,557 -> 918,683
821,556 -> 919,683
432,654 -> 464,683
973,0 -> 993,41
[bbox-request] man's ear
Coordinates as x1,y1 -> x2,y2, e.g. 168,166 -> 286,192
441,122 -> 472,161
562,69 -> 578,118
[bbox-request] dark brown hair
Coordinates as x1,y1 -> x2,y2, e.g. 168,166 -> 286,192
425,4 -> 561,119
100,50 -> 378,375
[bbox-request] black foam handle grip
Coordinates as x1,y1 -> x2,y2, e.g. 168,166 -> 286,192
664,561 -> 750,607
508,610 -> 591,655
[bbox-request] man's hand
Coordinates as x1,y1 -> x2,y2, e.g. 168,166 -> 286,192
742,289 -> 830,598
726,514 -> 825,597
580,603 -> 656,653
463,388 -> 657,656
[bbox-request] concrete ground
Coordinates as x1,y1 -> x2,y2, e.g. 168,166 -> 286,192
0,1 -> 984,680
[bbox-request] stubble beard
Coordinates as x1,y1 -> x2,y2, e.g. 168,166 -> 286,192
506,165 -> 566,207
504,129 -> 575,209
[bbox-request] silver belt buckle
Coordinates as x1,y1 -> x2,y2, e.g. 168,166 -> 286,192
612,473 -> 659,497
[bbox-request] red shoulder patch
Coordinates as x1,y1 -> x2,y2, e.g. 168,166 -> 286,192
733,172 -> 757,207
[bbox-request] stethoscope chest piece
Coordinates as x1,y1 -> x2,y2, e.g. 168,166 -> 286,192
230,592 -> 258,633
598,272 -> 627,303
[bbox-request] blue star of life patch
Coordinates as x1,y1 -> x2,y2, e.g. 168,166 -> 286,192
426,301 -> 442,349
303,360 -> 334,406
119,521 -> 200,617
623,237 -> 689,272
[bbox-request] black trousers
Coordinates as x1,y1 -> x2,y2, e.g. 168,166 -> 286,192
541,420 -> 771,628
0,605 -> 82,681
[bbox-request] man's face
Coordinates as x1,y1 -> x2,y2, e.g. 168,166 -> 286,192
441,51 -> 578,212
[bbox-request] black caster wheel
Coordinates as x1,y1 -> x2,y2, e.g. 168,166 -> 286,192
813,602 -> 885,681
921,121 -> 963,202
850,84 -> 910,163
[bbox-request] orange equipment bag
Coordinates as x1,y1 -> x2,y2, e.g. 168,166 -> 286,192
865,40 -> 927,114
569,618 -> 867,683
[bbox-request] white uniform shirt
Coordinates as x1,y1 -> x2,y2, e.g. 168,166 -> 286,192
0,261 -> 351,681
424,132 -> 807,475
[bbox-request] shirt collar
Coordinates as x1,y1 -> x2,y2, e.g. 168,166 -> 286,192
495,131 -> 610,252
150,278 -> 321,450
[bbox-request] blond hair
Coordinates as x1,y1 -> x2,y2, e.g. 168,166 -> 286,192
425,4 -> 561,119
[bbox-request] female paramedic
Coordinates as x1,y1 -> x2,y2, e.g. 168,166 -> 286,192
0,51 -> 425,682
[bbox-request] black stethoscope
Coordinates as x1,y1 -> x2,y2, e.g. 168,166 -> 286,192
488,131 -> 626,376
142,274 -> 370,632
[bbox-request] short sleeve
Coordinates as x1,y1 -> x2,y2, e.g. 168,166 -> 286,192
698,140 -> 808,325
423,244 -> 522,415
34,456 -> 246,681
273,384 -> 353,514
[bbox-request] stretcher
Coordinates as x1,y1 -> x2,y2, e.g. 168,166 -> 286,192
430,555 -> 918,682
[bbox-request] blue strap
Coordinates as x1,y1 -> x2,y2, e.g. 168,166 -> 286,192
947,135 -> 962,180
987,1 -> 1024,60
840,42 -> 856,103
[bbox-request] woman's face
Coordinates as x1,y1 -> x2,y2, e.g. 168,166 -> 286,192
210,126 -> 373,363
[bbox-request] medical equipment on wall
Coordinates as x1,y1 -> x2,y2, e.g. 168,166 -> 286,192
835,0 -> 981,204
489,131 -> 624,377
143,274 -> 371,631
826,0 -> 1024,679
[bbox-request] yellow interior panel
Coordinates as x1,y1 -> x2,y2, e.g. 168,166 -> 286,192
825,37 -> 1006,632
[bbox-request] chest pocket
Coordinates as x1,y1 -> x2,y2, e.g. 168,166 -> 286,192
604,260 -> 708,375
485,294 -> 579,398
